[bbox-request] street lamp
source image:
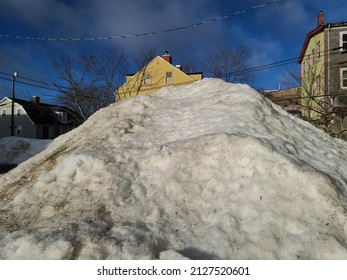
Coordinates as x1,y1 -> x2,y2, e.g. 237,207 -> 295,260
11,72 -> 18,136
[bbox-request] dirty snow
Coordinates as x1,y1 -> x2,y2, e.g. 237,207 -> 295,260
0,78 -> 347,260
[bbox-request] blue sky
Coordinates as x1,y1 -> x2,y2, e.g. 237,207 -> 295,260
1,0 -> 347,102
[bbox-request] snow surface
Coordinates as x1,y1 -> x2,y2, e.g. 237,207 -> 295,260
0,78 -> 347,260
0,137 -> 51,165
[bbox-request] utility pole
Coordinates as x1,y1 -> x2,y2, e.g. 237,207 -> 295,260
11,72 -> 18,136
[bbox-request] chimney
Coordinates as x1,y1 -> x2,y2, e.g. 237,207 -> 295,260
32,96 -> 40,104
162,51 -> 172,64
318,11 -> 325,26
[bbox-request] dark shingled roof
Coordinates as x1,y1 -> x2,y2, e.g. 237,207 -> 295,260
13,98 -> 76,125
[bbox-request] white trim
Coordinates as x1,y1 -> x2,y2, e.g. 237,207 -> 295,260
166,71 -> 173,83
0,97 -> 12,106
1,108 -> 7,117
339,31 -> 347,52
143,72 -> 151,85
330,25 -> 347,30
16,108 -> 22,117
15,125 -> 23,136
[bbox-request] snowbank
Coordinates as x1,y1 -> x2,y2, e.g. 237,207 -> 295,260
0,79 -> 347,259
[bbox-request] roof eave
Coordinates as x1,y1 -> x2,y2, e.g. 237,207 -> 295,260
298,25 -> 325,64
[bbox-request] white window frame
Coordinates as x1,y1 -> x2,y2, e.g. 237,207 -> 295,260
341,68 -> 347,89
1,108 -> 7,117
15,125 -> 23,136
143,72 -> 151,85
16,108 -> 22,117
166,71 -> 173,83
340,31 -> 347,52
56,111 -> 67,123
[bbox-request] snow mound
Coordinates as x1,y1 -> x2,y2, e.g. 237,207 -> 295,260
1,78 -> 347,260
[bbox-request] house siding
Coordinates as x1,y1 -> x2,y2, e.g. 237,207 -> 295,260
0,100 -> 35,138
116,55 -> 202,101
327,25 -> 347,108
300,31 -> 326,120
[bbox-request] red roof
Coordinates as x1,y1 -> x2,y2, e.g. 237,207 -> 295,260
298,25 -> 325,64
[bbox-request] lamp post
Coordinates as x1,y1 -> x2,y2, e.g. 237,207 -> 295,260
11,72 -> 18,136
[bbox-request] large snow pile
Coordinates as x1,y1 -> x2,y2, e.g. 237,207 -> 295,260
0,79 -> 347,260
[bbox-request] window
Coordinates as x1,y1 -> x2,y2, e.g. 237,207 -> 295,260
15,125 -> 22,136
56,111 -> 67,123
144,72 -> 151,85
317,75 -> 321,95
302,62 -> 306,76
166,72 -> 173,83
311,48 -> 315,65
16,108 -> 22,117
1,109 -> 7,118
341,68 -> 347,88
340,32 -> 347,52
317,41 -> 321,60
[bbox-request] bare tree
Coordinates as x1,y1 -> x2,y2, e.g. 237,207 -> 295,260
282,59 -> 346,136
133,46 -> 158,96
50,46 -> 128,124
204,45 -> 252,83
135,45 -> 157,70
283,64 -> 336,123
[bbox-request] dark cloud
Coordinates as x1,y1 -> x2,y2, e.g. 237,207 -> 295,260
1,0 -> 347,96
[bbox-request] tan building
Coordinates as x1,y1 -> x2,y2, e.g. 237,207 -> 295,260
263,87 -> 302,116
116,52 -> 203,101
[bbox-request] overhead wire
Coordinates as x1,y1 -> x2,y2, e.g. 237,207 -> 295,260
0,0 -> 281,42
216,46 -> 345,78
0,45 -> 345,98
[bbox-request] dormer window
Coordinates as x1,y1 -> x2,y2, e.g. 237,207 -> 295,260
340,32 -> 347,53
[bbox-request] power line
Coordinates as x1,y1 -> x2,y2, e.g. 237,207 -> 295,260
0,0 -> 282,42
0,53 -> 52,72
228,46 -> 345,78
0,76 -> 60,93
0,45 -> 344,97
0,70 -> 70,91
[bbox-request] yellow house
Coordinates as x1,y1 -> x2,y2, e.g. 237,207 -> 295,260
116,52 -> 203,101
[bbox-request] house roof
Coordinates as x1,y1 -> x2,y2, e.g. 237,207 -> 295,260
298,21 -> 347,64
122,55 -> 202,85
1,97 -> 75,125
298,25 -> 325,64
